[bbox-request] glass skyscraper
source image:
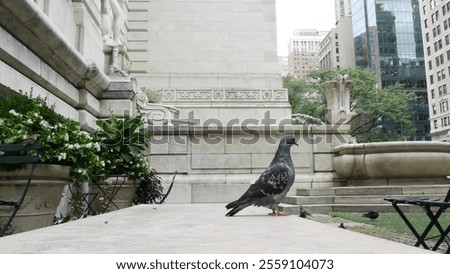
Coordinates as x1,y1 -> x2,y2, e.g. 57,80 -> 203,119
351,0 -> 430,140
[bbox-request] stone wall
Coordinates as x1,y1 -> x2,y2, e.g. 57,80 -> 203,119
150,125 -> 350,203
128,0 -> 291,123
0,1 -> 135,131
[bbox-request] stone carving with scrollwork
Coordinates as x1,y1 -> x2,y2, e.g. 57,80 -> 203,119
159,89 -> 288,102
135,91 -> 178,125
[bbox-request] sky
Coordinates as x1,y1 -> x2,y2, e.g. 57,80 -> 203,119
276,0 -> 336,56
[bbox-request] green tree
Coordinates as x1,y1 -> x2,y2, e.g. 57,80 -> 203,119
283,75 -> 326,120
283,68 -> 417,142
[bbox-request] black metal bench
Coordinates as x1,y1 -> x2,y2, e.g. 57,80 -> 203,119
385,187 -> 450,253
0,142 -> 42,237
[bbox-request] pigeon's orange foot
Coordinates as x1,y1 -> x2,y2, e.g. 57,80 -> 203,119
268,210 -> 289,216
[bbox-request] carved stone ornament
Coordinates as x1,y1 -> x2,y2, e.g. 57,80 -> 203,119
320,74 -> 354,125
135,90 -> 177,125
159,89 -> 288,102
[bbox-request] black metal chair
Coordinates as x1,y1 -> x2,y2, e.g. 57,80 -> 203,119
0,142 -> 42,237
385,187 -> 450,253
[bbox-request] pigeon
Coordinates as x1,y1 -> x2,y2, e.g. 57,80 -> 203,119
362,210 -> 379,220
225,136 -> 298,216
338,223 -> 346,229
299,205 -> 311,218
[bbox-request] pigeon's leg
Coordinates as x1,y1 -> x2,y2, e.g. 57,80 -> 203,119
268,208 -> 289,216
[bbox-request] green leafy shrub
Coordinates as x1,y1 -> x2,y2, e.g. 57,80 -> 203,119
134,169 -> 164,204
0,90 -> 103,183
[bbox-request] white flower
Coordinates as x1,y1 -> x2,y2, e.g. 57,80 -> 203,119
9,109 -> 19,116
74,144 -> 80,149
57,153 -> 67,161
76,168 -> 87,175
40,120 -> 50,127
85,143 -> 93,149
64,133 -> 69,142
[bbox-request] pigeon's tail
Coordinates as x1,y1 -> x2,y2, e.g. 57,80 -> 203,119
225,201 -> 251,217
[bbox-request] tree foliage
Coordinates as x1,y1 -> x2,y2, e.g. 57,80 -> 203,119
283,68 -> 417,142
283,75 -> 326,121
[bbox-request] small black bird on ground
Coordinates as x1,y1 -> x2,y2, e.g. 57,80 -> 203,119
338,223 -> 346,229
298,205 -> 311,218
362,210 -> 379,220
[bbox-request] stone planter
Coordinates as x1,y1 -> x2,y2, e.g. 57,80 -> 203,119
90,177 -> 139,214
0,164 -> 70,235
333,141 -> 450,179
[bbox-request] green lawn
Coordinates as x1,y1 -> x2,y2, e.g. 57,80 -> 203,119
329,212 -> 450,236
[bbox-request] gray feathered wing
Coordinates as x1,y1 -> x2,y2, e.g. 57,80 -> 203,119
225,162 -> 294,216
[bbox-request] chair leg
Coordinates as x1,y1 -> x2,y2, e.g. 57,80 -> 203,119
0,163 -> 37,237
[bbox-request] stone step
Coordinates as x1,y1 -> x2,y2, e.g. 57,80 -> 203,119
283,195 -> 334,205
284,193 -> 445,206
285,185 -> 450,214
279,203 -> 423,215
296,185 -> 450,197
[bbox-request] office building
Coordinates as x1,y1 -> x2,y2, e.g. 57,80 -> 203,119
351,0 -> 430,140
319,16 -> 355,69
287,29 -> 327,79
335,0 -> 352,22
420,0 -> 450,140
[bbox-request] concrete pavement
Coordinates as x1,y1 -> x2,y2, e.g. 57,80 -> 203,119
0,204 -> 434,254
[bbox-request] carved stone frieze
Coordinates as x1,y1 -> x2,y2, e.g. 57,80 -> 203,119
158,89 -> 288,103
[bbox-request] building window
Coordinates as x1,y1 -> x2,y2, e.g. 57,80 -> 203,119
431,11 -> 439,23
432,89 -> 435,99
441,100 -> 449,112
430,75 -> 434,84
430,0 -> 437,10
429,60 -> 433,70
433,104 -> 437,115
434,120 -> 438,129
